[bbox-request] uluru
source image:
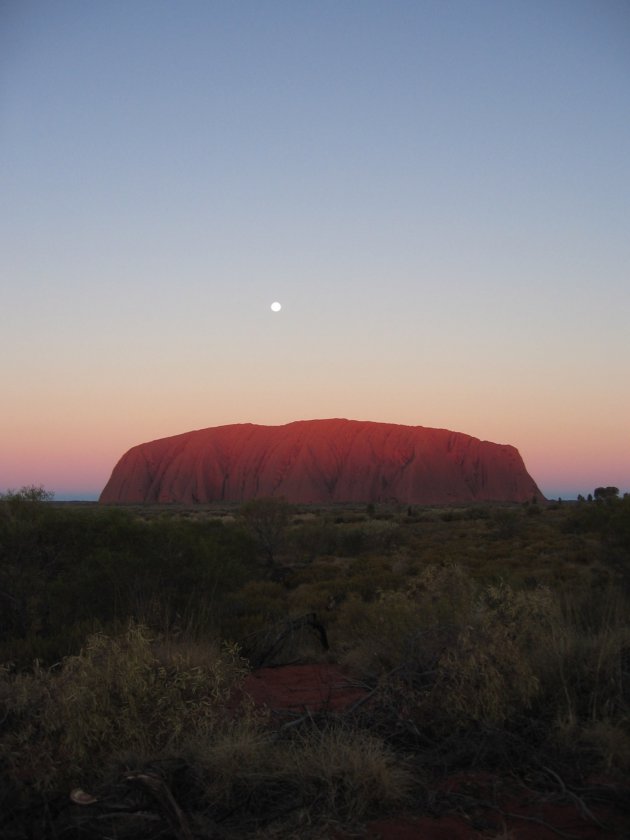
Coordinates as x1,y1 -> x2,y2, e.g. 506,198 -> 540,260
99,419 -> 544,505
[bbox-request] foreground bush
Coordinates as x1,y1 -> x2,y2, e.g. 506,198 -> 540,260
0,623 -> 248,798
331,563 -> 630,776
0,623 -> 414,839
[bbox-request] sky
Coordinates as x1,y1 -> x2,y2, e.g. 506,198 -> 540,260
1,0 -> 629,501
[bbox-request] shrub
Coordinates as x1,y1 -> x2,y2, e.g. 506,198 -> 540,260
387,582 -> 551,728
0,623 -> 248,794
431,621 -> 539,724
535,592 -> 630,727
335,591 -> 423,675
239,497 -> 292,565
289,519 -> 340,560
410,562 -> 477,625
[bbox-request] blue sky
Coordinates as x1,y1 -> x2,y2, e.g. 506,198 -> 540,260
1,1 -> 629,500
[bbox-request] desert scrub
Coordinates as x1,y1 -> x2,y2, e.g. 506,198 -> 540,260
345,577 -> 555,730
179,722 -> 413,836
578,719 -> 630,772
334,563 -> 476,676
188,713 -> 274,811
334,591 -> 423,675
288,518 -> 340,561
417,582 -> 558,725
410,561 -> 477,623
281,725 -> 414,822
224,579 -> 289,646
0,622 -> 248,795
531,588 -> 630,771
430,621 -> 539,725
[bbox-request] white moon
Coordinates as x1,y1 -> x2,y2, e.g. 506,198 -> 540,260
270,301 -> 282,312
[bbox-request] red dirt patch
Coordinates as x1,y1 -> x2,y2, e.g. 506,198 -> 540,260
242,663 -> 366,714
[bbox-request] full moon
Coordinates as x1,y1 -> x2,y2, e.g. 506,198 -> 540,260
270,301 -> 282,312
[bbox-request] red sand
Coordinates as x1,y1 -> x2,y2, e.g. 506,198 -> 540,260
242,663 -> 367,714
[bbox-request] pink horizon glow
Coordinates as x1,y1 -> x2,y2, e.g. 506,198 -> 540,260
3,413 -> 628,501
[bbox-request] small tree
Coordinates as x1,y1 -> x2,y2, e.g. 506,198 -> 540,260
238,497 -> 292,566
1,485 -> 54,503
593,486 -> 619,502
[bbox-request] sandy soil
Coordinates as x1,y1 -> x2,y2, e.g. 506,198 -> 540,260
241,663 -> 367,715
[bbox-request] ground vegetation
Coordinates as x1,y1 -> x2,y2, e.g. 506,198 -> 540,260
1,489 -> 629,837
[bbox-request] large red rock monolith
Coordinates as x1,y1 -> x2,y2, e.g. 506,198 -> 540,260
99,419 -> 544,504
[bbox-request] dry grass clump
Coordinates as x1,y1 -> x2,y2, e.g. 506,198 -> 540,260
411,561 -> 478,624
283,725 -> 413,822
348,574 -> 630,777
334,590 -> 420,674
334,564 -> 548,703
333,560 -> 629,760
193,723 -> 414,834
532,590 -> 630,771
542,620 -> 630,721
194,715 -> 271,807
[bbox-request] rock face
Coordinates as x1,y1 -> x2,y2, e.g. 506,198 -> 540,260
99,419 -> 544,505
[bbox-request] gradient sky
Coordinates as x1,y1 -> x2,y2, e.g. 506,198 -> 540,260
2,0 -> 629,500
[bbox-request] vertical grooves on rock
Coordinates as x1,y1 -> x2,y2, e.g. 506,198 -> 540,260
99,419 -> 545,505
